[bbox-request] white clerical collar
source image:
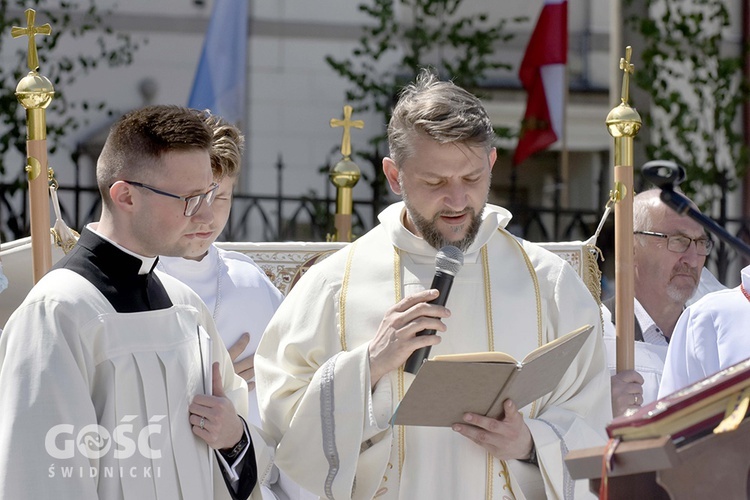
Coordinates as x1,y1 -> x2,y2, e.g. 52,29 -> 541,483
378,201 -> 513,261
158,245 -> 218,277
86,223 -> 157,275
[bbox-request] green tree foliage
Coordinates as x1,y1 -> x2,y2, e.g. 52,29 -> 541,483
626,0 -> 749,210
0,0 -> 142,179
326,0 -> 523,210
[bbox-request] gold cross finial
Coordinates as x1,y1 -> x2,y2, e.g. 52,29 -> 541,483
11,9 -> 52,72
330,105 -> 364,158
618,46 -> 635,105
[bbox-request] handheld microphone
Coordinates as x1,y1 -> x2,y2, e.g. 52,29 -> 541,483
404,245 -> 464,375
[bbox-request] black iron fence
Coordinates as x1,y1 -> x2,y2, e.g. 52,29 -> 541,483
2,182 -> 749,285
0,183 -> 375,244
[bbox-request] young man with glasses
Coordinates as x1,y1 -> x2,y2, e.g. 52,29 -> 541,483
604,188 -> 713,416
120,179 -> 219,217
0,105 -> 264,499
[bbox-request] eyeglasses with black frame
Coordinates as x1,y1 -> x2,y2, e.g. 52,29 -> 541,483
633,230 -> 713,256
122,181 -> 219,217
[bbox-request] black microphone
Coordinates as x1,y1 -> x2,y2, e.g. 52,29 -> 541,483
641,160 -> 692,214
404,245 -> 464,375
641,160 -> 686,190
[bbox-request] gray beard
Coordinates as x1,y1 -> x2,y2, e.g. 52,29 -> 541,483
666,282 -> 697,305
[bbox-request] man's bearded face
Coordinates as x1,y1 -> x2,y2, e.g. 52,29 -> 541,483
402,189 -> 484,252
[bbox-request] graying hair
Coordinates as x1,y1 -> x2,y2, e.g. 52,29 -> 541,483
633,189 -> 661,235
633,188 -> 699,245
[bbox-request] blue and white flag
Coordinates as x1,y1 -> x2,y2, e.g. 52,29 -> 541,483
188,0 -> 248,126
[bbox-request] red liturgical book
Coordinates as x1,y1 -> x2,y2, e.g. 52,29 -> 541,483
607,357 -> 750,442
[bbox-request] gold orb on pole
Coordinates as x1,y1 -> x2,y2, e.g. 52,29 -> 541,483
16,72 -> 54,110
606,103 -> 642,139
607,45 -> 642,374
328,105 -> 364,242
11,8 -> 55,282
329,158 -> 361,190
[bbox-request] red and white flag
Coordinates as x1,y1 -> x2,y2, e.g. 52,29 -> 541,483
513,0 -> 568,166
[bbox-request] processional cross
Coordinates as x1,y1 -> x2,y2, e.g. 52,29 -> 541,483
327,105 -> 363,243
618,47 -> 635,105
10,8 -> 56,283
11,9 -> 52,72
606,45 -> 642,373
330,105 -> 364,159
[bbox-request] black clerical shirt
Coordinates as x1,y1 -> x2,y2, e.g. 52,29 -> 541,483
53,228 -> 172,313
55,227 -> 257,500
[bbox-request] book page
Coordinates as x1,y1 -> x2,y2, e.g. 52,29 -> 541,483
521,324 -> 594,365
393,361 -> 518,427
486,324 -> 594,419
433,351 -> 518,364
478,325 -> 594,419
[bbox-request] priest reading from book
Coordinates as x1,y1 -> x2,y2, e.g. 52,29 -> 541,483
255,68 -> 610,500
0,106 -> 266,500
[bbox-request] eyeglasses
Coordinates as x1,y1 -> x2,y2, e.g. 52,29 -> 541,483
634,230 -> 713,256
123,181 -> 219,217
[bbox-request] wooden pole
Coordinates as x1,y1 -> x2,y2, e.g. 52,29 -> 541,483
613,157 -> 635,371
12,9 -> 54,283
606,47 -> 642,372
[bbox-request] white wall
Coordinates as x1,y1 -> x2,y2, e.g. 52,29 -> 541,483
0,0 -> 745,250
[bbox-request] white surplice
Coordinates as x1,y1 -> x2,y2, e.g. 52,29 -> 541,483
256,202 -> 610,500
158,244 -> 284,427
159,245 -> 312,500
659,265 -> 750,398
0,268 -> 270,500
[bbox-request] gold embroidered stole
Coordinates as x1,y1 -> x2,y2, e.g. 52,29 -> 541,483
339,228 -> 543,499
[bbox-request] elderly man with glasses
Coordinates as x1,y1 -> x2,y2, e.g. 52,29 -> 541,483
658,236 -> 750,397
604,188 -> 714,416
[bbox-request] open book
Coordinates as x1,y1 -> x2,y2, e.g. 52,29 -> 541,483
392,324 -> 594,427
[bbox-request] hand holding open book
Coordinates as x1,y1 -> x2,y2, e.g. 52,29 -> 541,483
393,324 -> 594,427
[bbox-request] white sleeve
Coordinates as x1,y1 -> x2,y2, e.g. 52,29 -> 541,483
659,305 -> 719,398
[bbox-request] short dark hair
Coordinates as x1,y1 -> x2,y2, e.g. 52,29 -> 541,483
387,68 -> 495,166
97,105 -> 213,207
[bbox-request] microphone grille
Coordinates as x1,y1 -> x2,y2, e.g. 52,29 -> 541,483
435,245 -> 464,275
